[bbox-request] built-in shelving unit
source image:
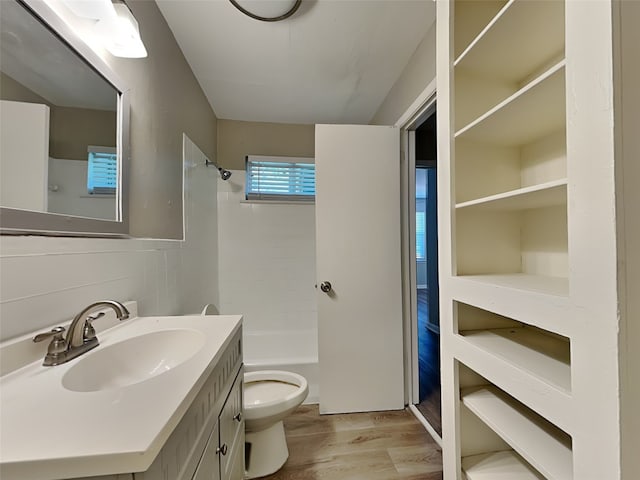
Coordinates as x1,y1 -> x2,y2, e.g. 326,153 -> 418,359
452,0 -> 568,296
461,385 -> 573,479
440,0 -> 630,477
434,0 -> 618,477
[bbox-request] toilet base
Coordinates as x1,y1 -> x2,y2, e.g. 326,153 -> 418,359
245,421 -> 289,479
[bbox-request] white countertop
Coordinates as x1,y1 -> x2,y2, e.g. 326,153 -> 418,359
0,314 -> 242,480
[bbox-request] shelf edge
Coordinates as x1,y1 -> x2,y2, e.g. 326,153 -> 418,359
455,179 -> 567,210
454,0 -> 516,67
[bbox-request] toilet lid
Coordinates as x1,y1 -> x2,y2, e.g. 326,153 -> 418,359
244,380 -> 299,406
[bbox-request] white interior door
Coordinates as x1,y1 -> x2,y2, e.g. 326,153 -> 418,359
315,124 -> 404,414
0,100 -> 49,211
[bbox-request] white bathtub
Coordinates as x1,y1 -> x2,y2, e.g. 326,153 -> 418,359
243,330 -> 319,404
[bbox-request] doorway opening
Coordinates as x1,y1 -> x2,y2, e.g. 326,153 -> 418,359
414,112 -> 440,435
404,105 -> 441,441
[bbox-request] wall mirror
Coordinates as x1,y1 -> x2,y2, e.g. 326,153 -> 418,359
0,0 -> 130,236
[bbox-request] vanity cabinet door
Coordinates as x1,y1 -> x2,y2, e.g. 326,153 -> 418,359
219,371 -> 244,480
226,436 -> 245,480
192,422 -> 221,480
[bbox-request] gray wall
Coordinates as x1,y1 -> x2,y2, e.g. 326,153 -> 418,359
0,71 -> 48,104
103,0 -> 218,239
370,23 -> 436,126
49,106 -> 116,160
217,119 -> 315,170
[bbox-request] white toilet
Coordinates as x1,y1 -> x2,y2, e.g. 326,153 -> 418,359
243,370 -> 308,479
200,305 -> 308,478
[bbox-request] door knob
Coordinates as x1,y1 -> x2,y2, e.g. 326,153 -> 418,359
320,281 -> 332,293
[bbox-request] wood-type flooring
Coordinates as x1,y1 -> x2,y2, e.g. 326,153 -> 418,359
259,404 -> 443,480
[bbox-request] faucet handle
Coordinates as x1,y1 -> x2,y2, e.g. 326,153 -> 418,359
86,312 -> 105,323
33,326 -> 66,343
33,326 -> 67,356
83,312 -> 104,341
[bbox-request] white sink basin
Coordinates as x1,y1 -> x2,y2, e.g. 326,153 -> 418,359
62,329 -> 206,392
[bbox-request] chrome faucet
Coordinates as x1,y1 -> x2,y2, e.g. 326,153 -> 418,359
33,300 -> 130,366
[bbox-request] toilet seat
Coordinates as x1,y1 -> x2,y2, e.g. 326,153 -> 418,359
244,380 -> 299,406
244,370 -> 307,418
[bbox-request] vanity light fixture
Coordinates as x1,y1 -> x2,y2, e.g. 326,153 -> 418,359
96,1 -> 147,58
229,0 -> 301,22
60,0 -> 116,21
60,0 -> 147,58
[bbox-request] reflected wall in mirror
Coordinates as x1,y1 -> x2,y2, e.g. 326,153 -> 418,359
0,0 -> 130,235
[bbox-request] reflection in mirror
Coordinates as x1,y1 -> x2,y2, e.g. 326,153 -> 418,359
0,0 -> 129,235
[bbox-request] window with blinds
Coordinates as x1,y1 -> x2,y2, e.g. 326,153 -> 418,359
87,146 -> 117,195
245,156 -> 315,201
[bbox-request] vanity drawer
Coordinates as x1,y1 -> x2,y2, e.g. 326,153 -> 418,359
219,369 -> 244,478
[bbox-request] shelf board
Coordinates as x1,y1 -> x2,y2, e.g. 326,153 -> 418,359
456,179 -> 567,211
460,327 -> 571,392
456,61 -> 566,147
462,386 -> 573,480
463,451 -> 545,479
458,274 -> 569,298
455,0 -> 565,83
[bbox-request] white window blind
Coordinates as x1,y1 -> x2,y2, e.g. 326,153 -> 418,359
416,211 -> 426,260
87,146 -> 117,195
246,156 -> 315,201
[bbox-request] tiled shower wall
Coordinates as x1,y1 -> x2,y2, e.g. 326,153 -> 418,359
217,170 -> 317,336
0,135 -> 218,342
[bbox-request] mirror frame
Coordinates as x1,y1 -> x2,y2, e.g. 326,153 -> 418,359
1,0 -> 130,237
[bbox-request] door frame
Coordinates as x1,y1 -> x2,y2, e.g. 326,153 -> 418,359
394,80 -> 439,442
400,99 -> 437,405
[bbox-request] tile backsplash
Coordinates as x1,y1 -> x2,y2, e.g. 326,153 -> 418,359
0,237 -> 182,341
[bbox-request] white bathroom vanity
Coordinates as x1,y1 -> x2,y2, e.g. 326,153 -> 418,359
0,309 -> 244,480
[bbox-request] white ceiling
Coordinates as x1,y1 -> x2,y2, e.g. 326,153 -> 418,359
156,0 -> 435,125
